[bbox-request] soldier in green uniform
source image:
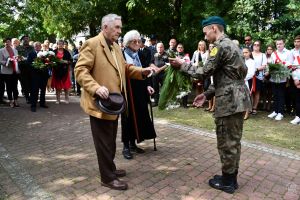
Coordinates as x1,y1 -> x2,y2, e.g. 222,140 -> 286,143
16,35 -> 34,103
170,16 -> 251,194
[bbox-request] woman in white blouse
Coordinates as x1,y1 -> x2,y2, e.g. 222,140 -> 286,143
251,40 -> 267,115
243,47 -> 256,119
191,40 -> 209,66
191,41 -> 209,105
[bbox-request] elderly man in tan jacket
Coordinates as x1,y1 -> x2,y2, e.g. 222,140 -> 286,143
75,14 -> 156,190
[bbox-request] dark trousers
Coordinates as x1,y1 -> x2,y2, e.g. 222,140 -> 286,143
271,82 -> 286,114
152,73 -> 164,103
2,73 -> 19,100
90,116 -> 118,183
121,113 -> 135,148
30,72 -> 48,107
0,74 -> 5,100
295,88 -> 300,117
215,112 -> 244,175
19,64 -> 31,99
285,80 -> 296,114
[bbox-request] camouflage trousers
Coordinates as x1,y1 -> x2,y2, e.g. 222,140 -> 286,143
215,112 -> 244,174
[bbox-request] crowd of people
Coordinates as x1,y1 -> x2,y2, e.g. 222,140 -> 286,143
2,31 -> 299,123
0,36 -> 82,112
1,13 -> 299,194
131,33 -> 300,125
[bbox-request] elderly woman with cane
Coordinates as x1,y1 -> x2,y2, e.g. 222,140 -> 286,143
121,30 -> 157,159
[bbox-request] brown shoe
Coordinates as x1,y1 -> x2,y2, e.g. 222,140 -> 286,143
114,169 -> 126,177
101,179 -> 128,190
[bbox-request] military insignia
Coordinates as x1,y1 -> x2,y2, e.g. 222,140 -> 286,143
210,47 -> 218,57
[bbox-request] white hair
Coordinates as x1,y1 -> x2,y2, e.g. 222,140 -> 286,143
123,30 -> 141,47
101,14 -> 122,30
33,41 -> 41,46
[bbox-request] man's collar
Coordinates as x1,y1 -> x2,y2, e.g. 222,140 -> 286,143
103,35 -> 113,50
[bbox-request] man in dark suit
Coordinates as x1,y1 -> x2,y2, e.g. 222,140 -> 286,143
27,42 -> 49,112
138,38 -> 152,68
17,35 -> 34,103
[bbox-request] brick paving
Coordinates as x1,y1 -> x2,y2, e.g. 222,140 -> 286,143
0,93 -> 299,200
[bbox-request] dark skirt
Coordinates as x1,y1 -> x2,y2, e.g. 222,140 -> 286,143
122,78 -> 156,143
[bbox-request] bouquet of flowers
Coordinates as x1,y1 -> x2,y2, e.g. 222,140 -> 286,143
268,63 -> 291,83
32,51 -> 59,70
158,51 -> 192,110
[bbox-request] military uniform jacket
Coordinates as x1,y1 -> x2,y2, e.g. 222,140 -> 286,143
181,35 -> 251,117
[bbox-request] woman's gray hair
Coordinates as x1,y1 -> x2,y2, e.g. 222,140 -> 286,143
123,30 -> 141,47
101,14 -> 122,30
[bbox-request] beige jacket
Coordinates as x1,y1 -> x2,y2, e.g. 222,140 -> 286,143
75,32 -> 145,120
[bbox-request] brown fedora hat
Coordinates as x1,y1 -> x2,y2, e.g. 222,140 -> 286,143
95,93 -> 125,115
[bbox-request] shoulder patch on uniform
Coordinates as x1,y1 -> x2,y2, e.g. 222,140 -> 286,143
210,47 -> 218,57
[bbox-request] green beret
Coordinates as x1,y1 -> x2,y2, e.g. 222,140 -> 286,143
202,16 -> 226,29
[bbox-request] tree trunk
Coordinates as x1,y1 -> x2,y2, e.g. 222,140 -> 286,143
89,23 -> 97,37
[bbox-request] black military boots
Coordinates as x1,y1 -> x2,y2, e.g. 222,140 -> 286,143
208,172 -> 238,194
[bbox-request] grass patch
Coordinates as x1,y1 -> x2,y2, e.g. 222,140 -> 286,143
153,107 -> 300,152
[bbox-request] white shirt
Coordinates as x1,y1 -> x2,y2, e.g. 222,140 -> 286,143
270,48 -> 293,83
191,50 -> 208,66
244,58 -> 256,89
291,48 -> 300,65
252,52 -> 267,80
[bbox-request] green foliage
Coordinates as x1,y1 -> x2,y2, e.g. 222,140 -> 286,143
153,106 -> 300,151
158,67 -> 192,110
228,0 -> 299,49
0,0 -> 298,51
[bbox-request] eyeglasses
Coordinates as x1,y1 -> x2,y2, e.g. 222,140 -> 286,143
131,40 -> 141,44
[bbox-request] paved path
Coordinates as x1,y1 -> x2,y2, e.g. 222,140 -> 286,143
0,94 -> 299,200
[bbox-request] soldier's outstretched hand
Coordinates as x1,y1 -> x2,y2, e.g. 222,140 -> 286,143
193,94 -> 206,108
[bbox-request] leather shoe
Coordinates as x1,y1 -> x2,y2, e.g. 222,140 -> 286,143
130,145 -> 145,154
31,107 -> 36,112
40,104 -> 49,108
114,169 -> 126,177
101,179 -> 128,190
122,148 -> 133,159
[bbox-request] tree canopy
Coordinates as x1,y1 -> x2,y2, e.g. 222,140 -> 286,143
0,0 -> 299,51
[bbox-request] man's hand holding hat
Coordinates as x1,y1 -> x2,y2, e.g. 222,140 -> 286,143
96,86 -> 109,99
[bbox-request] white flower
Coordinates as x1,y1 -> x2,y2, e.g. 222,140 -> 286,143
176,90 -> 190,99
41,51 -> 47,57
48,51 -> 55,56
166,102 -> 180,110
37,52 -> 44,58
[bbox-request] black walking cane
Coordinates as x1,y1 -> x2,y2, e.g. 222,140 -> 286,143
149,96 -> 157,151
